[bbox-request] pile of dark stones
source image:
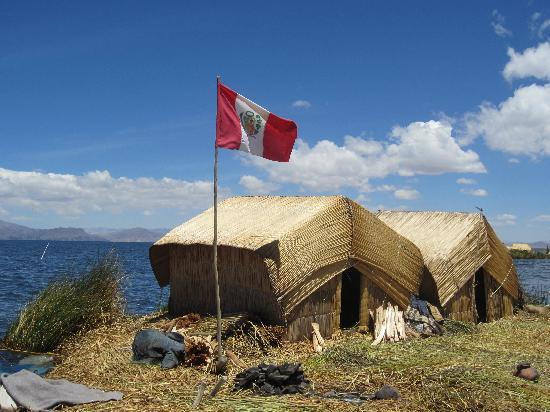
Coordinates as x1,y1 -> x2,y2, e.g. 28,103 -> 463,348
234,363 -> 311,395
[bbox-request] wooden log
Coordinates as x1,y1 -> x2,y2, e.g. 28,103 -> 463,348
427,303 -> 444,321
209,376 -> 227,398
393,305 -> 399,342
312,332 -> 323,353
374,305 -> 384,339
371,319 -> 386,346
192,381 -> 207,408
396,310 -> 406,340
226,350 -> 247,369
385,304 -> 394,342
311,323 -> 326,347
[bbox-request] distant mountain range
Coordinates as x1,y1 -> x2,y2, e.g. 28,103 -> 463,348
0,220 -> 168,243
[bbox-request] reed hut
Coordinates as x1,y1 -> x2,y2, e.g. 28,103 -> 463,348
376,211 -> 520,322
150,196 -> 424,341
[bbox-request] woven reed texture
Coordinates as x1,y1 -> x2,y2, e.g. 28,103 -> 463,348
351,202 -> 424,307
443,278 -> 476,322
151,196 -> 424,326
482,216 -> 520,299
286,276 -> 340,341
376,211 -> 520,306
484,271 -> 515,321
168,245 -> 283,324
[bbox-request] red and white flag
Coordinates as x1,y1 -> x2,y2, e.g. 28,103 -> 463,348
216,82 -> 297,162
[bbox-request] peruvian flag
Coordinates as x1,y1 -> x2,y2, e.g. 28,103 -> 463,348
216,81 -> 297,162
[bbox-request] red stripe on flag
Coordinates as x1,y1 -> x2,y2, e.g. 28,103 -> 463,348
263,114 -> 297,162
216,83 -> 241,149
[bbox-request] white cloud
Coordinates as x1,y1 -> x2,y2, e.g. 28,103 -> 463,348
491,10 -> 512,38
539,20 -> 550,38
385,121 -> 486,176
343,135 -> 383,156
462,84 -> 550,156
292,100 -> 312,109
239,175 -> 279,194
503,43 -> 550,81
456,177 -> 476,185
244,121 -> 485,192
508,158 -> 520,164
493,213 -> 517,226
460,188 -> 488,197
0,206 -> 8,217
534,214 -> 550,222
0,167 -> 221,216
394,189 -> 420,200
373,184 -> 396,192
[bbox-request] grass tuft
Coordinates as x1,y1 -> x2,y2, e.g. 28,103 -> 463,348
2,251 -> 124,352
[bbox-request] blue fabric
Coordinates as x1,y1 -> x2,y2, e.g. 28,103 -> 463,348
132,329 -> 185,369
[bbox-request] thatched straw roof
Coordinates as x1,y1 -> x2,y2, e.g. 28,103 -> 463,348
376,211 -> 520,306
150,196 -> 424,319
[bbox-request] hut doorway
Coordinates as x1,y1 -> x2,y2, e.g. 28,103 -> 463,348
340,267 -> 361,328
474,269 -> 487,322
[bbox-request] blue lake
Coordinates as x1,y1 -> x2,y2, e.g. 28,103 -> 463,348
0,240 -> 167,339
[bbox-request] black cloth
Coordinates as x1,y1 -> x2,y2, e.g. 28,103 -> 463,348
132,329 -> 185,369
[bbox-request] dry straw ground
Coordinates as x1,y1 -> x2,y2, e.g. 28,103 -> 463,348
50,311 -> 549,412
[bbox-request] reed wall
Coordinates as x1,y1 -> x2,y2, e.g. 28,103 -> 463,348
168,244 -> 283,324
443,278 -> 476,322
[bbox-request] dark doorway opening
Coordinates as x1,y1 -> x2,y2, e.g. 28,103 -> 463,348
340,267 -> 361,328
474,269 -> 487,322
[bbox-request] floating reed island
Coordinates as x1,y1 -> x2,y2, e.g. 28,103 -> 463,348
4,196 -> 548,411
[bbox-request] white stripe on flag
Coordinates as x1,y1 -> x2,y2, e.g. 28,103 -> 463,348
235,94 -> 269,157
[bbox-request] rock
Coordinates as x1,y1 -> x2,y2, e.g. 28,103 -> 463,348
234,363 -> 310,395
17,355 -> 53,366
524,305 -> 549,315
374,385 -> 401,400
513,363 -> 540,382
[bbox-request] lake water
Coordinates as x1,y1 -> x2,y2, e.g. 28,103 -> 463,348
0,240 -> 166,339
0,241 -> 548,373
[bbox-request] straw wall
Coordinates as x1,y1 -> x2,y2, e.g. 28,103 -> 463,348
358,274 -> 394,331
485,271 -> 515,321
443,278 -> 476,322
168,245 -> 283,324
286,275 -> 340,341
483,218 -> 520,300
442,270 -> 515,322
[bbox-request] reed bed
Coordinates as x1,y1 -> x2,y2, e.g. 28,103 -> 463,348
49,310 -> 549,411
2,251 -> 124,352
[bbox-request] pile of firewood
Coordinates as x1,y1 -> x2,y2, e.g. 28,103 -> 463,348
371,303 -> 407,345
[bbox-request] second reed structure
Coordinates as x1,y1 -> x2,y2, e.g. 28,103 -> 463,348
150,196 -> 424,340
376,211 -> 520,322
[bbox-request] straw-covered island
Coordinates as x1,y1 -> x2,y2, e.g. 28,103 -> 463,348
4,196 -> 549,411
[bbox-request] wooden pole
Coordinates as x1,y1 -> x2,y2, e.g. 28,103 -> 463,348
213,75 -> 223,358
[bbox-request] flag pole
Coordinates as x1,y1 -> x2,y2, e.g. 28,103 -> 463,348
213,75 -> 223,359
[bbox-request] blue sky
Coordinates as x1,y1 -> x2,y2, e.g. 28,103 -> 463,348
1,1 -> 549,242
